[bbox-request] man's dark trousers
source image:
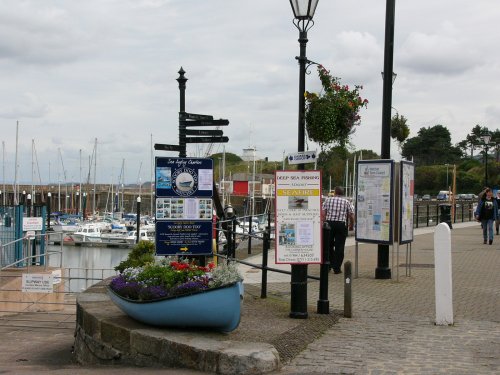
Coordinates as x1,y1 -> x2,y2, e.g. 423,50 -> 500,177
328,220 -> 348,272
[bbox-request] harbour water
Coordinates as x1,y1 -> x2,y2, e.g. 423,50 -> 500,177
46,243 -> 131,293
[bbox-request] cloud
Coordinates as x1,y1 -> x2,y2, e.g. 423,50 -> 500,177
0,93 -> 49,118
399,31 -> 478,75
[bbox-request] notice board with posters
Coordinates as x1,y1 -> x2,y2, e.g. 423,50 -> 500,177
399,161 -> 415,244
355,160 -> 394,244
275,170 -> 322,264
155,157 -> 214,256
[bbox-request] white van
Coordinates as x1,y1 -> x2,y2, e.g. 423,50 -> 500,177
437,190 -> 453,201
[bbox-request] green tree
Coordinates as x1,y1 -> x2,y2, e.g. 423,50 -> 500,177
401,125 -> 462,165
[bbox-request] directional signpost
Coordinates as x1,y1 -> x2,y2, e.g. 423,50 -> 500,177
185,129 -> 224,136
288,150 -> 317,165
154,144 -> 182,152
180,119 -> 229,127
185,136 -> 229,143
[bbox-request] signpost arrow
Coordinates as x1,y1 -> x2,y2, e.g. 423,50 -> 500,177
180,119 -> 229,127
154,143 -> 182,152
179,112 -> 214,121
185,136 -> 229,144
287,150 -> 317,165
185,129 -> 224,136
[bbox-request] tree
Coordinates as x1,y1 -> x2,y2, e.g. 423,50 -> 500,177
401,125 -> 462,165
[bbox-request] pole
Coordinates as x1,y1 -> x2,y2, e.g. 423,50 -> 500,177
47,193 -> 51,231
290,28 -> 309,319
177,67 -> 188,158
484,144 -> 489,186
376,0 -> 396,280
136,197 -> 141,244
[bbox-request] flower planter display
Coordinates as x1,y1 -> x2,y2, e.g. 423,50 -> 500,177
108,281 -> 242,332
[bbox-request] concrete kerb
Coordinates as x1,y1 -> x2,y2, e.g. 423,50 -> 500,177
74,283 -> 280,375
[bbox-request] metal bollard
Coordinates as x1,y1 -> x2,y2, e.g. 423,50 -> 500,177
261,229 -> 269,299
344,261 -> 352,318
317,222 -> 330,314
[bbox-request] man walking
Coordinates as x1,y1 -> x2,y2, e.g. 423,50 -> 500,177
322,186 -> 355,274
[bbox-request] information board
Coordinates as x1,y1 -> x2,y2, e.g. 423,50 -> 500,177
399,161 -> 415,244
155,157 -> 214,256
355,160 -> 394,244
23,217 -> 43,231
275,170 -> 322,264
22,274 -> 53,293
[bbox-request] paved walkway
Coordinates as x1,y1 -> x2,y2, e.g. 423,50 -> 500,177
239,222 -> 499,374
1,222 -> 498,374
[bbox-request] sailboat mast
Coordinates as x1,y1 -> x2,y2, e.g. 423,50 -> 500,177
14,121 -> 19,205
2,140 -> 6,205
92,138 -> 97,217
79,149 -> 82,216
150,133 -> 153,216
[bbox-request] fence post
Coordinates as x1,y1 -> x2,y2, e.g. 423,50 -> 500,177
416,205 -> 419,228
226,220 -> 233,264
247,214 -> 253,255
426,204 -> 430,226
260,229 -> 269,299
317,222 -> 330,314
344,261 -> 352,318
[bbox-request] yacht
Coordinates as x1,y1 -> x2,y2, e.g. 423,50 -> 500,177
69,223 -> 102,243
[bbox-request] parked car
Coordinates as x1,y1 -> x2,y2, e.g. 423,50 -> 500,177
421,194 -> 431,201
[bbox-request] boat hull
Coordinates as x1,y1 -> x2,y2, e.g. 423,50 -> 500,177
107,282 -> 242,332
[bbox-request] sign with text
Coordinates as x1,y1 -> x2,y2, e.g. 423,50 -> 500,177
287,150 -> 317,165
399,161 -> 415,244
155,157 -> 213,198
23,217 -> 43,231
156,221 -> 213,256
22,273 -> 53,293
155,157 -> 214,256
275,170 -> 322,264
355,160 -> 394,244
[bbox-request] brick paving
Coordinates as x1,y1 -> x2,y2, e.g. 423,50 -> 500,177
241,222 -> 499,374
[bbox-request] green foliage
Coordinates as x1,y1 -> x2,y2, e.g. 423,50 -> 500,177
390,113 -> 410,146
401,125 -> 462,165
305,65 -> 368,149
114,240 -> 155,273
210,152 -> 242,164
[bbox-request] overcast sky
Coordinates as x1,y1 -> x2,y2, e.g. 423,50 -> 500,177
1,0 -> 499,185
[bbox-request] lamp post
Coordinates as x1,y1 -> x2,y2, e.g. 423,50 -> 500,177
376,0 -> 396,280
481,132 -> 492,186
289,0 -> 319,319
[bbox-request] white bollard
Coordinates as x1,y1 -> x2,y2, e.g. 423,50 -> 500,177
434,223 -> 454,325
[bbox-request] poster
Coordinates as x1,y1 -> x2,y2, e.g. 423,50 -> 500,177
275,170 -> 322,264
400,161 -> 415,244
155,157 -> 214,256
355,160 -> 394,244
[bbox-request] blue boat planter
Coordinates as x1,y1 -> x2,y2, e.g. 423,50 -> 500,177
107,281 -> 243,333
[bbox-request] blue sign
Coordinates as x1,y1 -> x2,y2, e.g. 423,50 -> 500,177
155,157 -> 213,198
155,221 -> 213,256
154,157 -> 214,256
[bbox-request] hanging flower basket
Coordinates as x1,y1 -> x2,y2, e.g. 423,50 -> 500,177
107,258 -> 243,332
305,65 -> 368,149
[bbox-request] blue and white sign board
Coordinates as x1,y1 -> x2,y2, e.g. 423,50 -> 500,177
355,160 -> 395,244
155,157 -> 214,256
287,150 -> 317,165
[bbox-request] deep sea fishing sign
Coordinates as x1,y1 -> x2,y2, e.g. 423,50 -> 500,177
155,157 -> 214,256
275,170 -> 322,264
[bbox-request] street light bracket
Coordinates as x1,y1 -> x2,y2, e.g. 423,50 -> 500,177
292,18 -> 315,33
295,57 -> 321,74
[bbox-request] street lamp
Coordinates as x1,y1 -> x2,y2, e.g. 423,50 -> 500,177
481,132 -> 492,186
289,0 -> 319,319
376,0 -> 396,280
